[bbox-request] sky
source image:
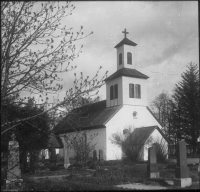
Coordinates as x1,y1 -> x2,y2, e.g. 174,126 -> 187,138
31,1 -> 199,106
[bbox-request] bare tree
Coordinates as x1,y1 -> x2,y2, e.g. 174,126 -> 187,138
150,91 -> 173,139
1,2 -> 107,135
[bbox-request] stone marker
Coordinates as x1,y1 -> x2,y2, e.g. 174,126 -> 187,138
63,147 -> 70,168
6,134 -> 23,190
99,149 -> 104,163
147,146 -> 159,178
93,150 -> 97,161
174,140 -> 192,187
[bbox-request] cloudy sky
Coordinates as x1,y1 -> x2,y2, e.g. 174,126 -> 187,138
32,1 -> 198,106
60,1 -> 198,105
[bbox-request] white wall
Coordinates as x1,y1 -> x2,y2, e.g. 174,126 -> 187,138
122,76 -> 147,106
59,128 -> 107,161
106,105 -> 162,160
143,129 -> 168,161
117,45 -> 135,70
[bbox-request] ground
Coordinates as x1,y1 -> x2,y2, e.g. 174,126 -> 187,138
2,160 -> 199,191
23,161 -> 200,190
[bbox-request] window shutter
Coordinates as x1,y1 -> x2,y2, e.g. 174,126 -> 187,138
129,84 -> 134,98
110,86 -> 113,100
119,53 -> 122,65
135,84 -> 138,98
138,84 -> 141,98
127,52 -> 132,64
115,84 -> 118,99
135,84 -> 141,98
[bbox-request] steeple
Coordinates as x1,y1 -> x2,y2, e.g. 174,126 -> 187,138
115,29 -> 137,70
106,30 -> 149,108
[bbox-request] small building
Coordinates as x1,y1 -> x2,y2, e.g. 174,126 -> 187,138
53,29 -> 169,168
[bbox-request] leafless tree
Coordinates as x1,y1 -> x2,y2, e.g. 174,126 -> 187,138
1,1 -> 107,135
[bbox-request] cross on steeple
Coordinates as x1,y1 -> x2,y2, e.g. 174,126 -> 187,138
122,29 -> 129,38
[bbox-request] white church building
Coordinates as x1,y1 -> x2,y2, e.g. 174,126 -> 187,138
53,29 -> 169,168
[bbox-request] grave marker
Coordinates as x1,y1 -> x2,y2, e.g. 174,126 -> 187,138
147,146 -> 159,178
6,134 -> 23,190
174,140 -> 192,187
93,150 -> 97,161
99,149 -> 104,163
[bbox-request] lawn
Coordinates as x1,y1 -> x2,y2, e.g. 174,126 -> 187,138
22,161 -> 199,191
2,160 -> 199,191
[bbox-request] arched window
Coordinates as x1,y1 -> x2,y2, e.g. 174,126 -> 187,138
119,53 -> 122,65
127,52 -> 132,64
135,84 -> 141,98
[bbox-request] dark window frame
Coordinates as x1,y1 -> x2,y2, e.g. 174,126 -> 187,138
135,84 -> 141,99
129,83 -> 134,98
110,84 -> 118,100
127,52 -> 132,65
119,53 -> 122,65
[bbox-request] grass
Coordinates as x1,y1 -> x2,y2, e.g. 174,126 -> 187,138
2,161 -> 199,191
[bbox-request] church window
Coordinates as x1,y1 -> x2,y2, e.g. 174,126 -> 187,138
110,84 -> 118,100
135,84 -> 141,98
129,84 -> 134,98
127,52 -> 132,64
119,53 -> 122,65
110,86 -> 113,100
114,84 -> 118,99
129,84 -> 141,98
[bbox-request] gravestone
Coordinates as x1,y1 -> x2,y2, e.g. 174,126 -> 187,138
99,149 -> 104,163
147,146 -> 159,178
93,150 -> 97,161
6,134 -> 23,190
174,140 -> 192,187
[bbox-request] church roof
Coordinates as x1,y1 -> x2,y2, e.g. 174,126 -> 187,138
105,68 -> 149,81
46,135 -> 63,148
53,100 -> 122,134
114,37 -> 137,48
130,126 -> 170,145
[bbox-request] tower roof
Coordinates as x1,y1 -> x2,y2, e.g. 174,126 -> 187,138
105,68 -> 149,81
114,37 -> 137,48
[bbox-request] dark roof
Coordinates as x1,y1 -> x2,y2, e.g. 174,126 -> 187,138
53,100 -> 122,134
114,38 -> 137,48
46,135 -> 63,148
130,126 -> 170,145
105,68 -> 149,81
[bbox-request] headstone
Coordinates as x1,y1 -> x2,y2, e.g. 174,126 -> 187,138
6,134 -> 23,190
56,154 -> 60,163
63,147 -> 70,168
174,140 -> 192,187
147,146 -> 159,178
99,149 -> 104,163
93,150 -> 97,161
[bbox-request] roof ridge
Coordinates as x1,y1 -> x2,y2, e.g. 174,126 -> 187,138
103,105 -> 123,125
105,68 -> 149,81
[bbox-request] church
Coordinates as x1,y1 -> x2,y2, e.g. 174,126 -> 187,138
53,29 -> 169,168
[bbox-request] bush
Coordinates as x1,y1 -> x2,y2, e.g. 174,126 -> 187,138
89,162 -> 97,170
49,165 -> 60,171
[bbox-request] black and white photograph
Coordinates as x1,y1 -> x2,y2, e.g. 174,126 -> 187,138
1,1 -> 199,191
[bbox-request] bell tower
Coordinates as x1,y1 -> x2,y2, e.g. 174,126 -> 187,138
115,29 -> 137,70
105,29 -> 149,108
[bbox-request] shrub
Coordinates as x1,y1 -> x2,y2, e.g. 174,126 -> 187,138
89,162 -> 98,170
49,165 -> 60,171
